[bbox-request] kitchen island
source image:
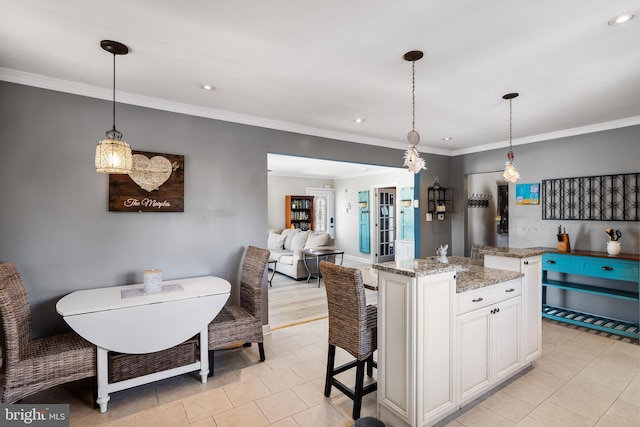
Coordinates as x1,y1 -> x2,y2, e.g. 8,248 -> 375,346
374,249 -> 543,427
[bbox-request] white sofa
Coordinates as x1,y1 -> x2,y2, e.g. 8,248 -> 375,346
267,228 -> 334,280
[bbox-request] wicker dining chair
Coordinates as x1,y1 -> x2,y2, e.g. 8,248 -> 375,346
0,262 -> 96,404
319,260 -> 377,420
207,246 -> 270,375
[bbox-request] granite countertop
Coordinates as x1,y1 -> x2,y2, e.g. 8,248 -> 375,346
373,255 -> 523,293
478,246 -> 547,258
372,258 -> 457,278
433,256 -> 523,292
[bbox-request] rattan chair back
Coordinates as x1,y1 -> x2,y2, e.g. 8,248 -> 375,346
207,246 -> 270,374
0,262 -> 33,366
239,245 -> 270,317
319,261 -> 376,361
0,262 -> 96,404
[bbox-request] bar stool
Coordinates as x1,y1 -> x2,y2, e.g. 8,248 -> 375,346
319,261 -> 377,420
354,416 -> 386,427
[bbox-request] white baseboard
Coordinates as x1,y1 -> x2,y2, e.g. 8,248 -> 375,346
343,254 -> 372,264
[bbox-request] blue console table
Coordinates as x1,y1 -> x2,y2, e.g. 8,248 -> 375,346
542,250 -> 639,339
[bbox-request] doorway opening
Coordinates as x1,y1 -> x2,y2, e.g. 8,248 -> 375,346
374,187 -> 396,263
466,171 -> 508,256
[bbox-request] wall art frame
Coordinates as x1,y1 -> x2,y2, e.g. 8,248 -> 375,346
108,150 -> 184,212
516,183 -> 540,205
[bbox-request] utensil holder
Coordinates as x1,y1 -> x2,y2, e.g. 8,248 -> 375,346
557,234 -> 571,253
606,241 -> 621,256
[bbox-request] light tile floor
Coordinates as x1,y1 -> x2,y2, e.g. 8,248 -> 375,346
23,318 -> 639,427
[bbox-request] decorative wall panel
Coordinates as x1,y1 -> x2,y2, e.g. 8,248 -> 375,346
541,173 -> 639,221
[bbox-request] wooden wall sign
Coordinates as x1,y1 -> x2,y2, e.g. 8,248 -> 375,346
109,151 -> 184,212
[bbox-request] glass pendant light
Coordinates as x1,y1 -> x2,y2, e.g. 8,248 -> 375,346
403,50 -> 427,174
502,92 -> 520,183
95,40 -> 133,174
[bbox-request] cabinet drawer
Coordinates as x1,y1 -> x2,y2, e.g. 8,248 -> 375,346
542,253 -> 575,273
457,279 -> 522,314
575,257 -> 639,282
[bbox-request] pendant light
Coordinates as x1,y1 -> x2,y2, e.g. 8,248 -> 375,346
95,40 -> 133,174
403,50 -> 427,174
502,92 -> 520,183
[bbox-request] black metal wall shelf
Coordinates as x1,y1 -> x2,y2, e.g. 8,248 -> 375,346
542,172 -> 639,221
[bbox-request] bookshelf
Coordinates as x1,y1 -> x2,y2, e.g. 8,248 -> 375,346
285,195 -> 314,230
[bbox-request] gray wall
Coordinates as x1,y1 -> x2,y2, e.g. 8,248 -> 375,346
418,160 -> 455,256
451,126 -> 640,257
2,81 -> 638,336
467,171 -> 506,251
0,81 -> 414,336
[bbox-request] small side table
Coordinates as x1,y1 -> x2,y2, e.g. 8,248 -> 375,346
302,248 -> 345,287
267,258 -> 277,287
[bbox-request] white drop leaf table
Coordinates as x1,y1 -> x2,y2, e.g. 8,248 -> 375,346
56,276 -> 230,412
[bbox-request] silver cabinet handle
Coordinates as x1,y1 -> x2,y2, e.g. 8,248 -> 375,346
546,260 -> 557,264
505,288 -> 515,292
472,297 -> 483,302
601,266 -> 613,271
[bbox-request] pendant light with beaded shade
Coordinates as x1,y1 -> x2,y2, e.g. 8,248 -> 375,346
95,40 -> 133,174
402,50 -> 427,174
502,92 -> 521,183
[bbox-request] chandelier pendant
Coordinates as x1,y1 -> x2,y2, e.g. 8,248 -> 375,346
502,92 -> 520,183
95,40 -> 133,174
403,50 -> 427,174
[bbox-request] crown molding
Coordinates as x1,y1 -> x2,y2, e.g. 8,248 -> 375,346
2,67 -> 637,158
451,116 -> 640,156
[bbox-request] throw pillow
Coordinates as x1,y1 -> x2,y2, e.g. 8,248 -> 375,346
290,230 -> 311,251
281,228 -> 300,250
304,232 -> 331,249
268,231 -> 286,250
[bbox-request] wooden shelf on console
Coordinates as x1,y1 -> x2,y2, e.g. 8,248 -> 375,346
542,250 -> 639,339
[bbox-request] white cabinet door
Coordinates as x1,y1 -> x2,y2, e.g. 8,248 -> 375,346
457,307 -> 491,402
521,257 -> 542,363
416,273 -> 456,426
493,297 -> 522,381
457,295 -> 522,406
484,255 -> 542,364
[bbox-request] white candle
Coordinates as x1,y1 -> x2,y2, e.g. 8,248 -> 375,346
143,269 -> 163,285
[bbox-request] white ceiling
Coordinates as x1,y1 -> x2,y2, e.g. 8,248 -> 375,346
268,153 -> 402,179
2,0 -> 640,164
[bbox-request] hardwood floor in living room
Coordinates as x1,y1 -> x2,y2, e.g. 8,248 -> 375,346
267,258 -> 376,330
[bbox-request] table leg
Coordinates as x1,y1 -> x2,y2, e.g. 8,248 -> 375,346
268,261 -> 277,287
304,254 -> 313,283
96,347 -> 110,413
199,328 -> 209,382
316,255 -> 321,287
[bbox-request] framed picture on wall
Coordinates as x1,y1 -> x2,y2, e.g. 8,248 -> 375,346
108,151 -> 184,212
515,183 -> 540,205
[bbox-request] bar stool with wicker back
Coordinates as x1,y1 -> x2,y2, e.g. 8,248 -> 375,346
319,260 -> 377,420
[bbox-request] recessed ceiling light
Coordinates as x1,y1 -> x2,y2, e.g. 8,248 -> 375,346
608,12 -> 637,25
442,137 -> 453,141
354,118 -> 365,123
201,84 -> 215,91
